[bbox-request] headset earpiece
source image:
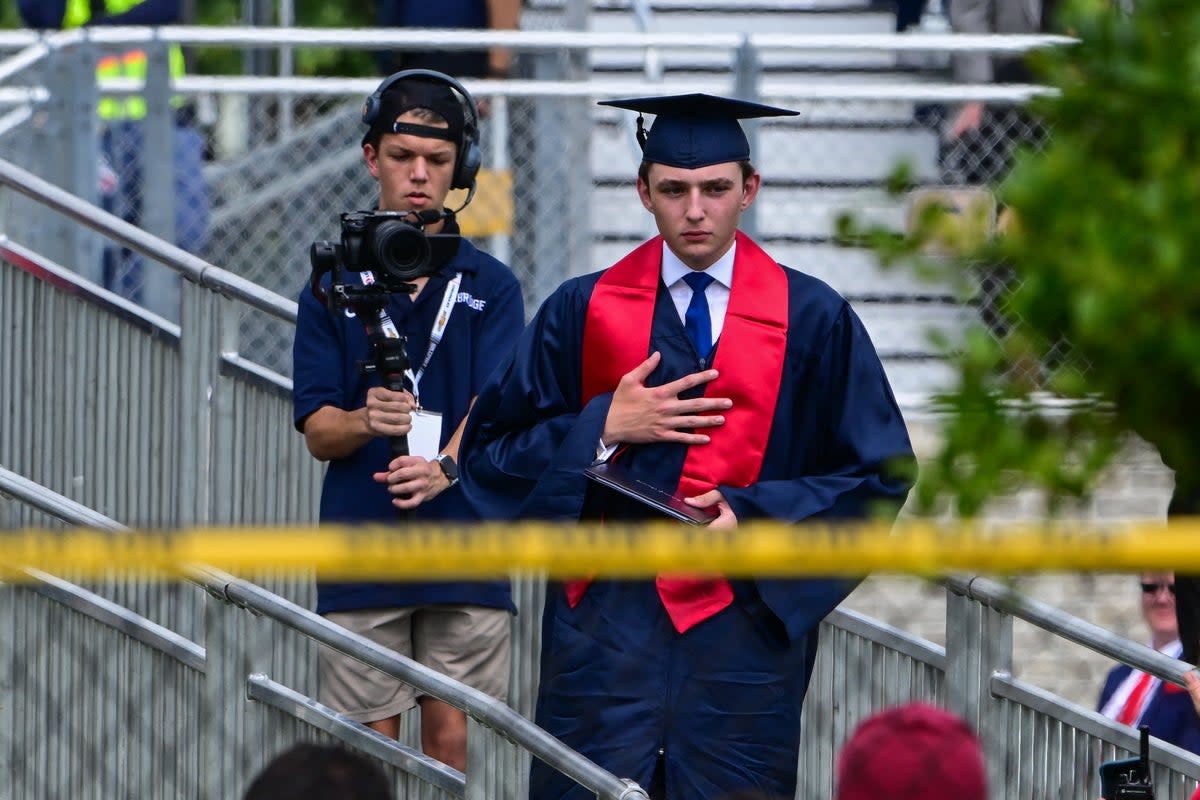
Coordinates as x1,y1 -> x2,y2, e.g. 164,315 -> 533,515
362,68 -> 482,192
453,112 -> 482,191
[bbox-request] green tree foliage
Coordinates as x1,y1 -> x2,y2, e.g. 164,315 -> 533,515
841,0 -> 1200,516
193,0 -> 377,76
0,5 -> 22,29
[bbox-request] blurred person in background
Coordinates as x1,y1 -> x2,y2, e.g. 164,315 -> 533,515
943,0 -> 1056,184
17,0 -> 209,307
1100,572 -> 1200,754
293,70 -> 524,770
373,0 -> 521,81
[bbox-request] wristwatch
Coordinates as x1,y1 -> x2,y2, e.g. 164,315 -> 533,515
434,454 -> 459,488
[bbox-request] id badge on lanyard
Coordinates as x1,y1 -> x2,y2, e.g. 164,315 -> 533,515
408,409 -> 443,459
396,272 -> 462,459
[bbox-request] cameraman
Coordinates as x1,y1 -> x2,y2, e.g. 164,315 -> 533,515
292,71 -> 524,768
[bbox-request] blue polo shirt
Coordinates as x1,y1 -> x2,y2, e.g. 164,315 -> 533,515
293,234 -> 524,614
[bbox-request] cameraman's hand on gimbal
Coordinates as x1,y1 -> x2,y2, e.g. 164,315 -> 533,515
373,455 -> 451,510
364,386 -> 416,438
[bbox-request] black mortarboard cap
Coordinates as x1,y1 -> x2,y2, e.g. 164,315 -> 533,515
599,93 -> 799,169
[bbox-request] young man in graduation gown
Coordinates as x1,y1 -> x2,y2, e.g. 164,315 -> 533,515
456,93 -> 916,800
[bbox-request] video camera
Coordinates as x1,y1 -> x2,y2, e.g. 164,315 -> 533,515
309,209 -> 455,305
305,209 -> 460,500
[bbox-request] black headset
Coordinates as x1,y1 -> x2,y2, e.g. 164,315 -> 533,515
361,69 -> 482,192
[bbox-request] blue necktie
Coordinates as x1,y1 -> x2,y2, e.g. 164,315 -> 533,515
682,272 -> 715,359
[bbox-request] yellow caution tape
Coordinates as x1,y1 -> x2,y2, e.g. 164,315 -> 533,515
0,519 -> 1188,581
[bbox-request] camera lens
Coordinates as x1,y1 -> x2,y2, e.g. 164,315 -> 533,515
372,219 -> 433,282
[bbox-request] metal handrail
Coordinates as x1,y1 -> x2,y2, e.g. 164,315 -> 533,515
16,567 -> 208,672
0,27 -> 1067,106
246,675 -> 468,795
829,606 -> 947,667
8,25 -> 1075,53
0,31 -> 40,50
153,75 -> 1054,103
0,467 -> 206,671
0,466 -> 648,800
11,461 -> 1200,789
0,87 -> 48,107
991,675 -> 1200,774
945,574 -> 1198,687
0,466 -> 128,530
192,565 -> 649,800
0,157 -> 296,323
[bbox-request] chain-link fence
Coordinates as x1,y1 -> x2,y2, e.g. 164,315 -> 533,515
0,27 -> 1065,391
936,103 -> 1060,386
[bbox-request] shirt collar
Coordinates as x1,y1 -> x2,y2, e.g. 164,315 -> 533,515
1157,639 -> 1183,657
660,239 -> 735,289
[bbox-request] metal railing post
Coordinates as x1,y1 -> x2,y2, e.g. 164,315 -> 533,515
945,579 -> 1012,800
41,40 -> 101,278
202,579 -> 272,798
0,584 -> 14,800
466,717 -> 525,800
210,296 -> 241,526
487,95 -> 511,268
733,35 -> 762,240
522,0 -> 593,308
178,280 -> 220,527
141,36 -> 179,321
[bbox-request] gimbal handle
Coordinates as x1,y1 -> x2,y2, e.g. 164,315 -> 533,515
358,307 -> 414,516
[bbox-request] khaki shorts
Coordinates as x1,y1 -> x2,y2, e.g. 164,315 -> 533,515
319,605 -> 511,723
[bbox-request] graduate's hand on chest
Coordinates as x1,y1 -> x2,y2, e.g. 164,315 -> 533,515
602,351 -> 733,446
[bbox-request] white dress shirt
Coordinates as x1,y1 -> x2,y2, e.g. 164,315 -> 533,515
595,241 -> 737,461
661,240 -> 734,343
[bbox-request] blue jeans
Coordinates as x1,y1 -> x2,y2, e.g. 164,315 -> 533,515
100,118 -> 209,303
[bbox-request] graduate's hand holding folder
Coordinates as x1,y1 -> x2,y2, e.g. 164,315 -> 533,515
589,352 -> 733,526
584,462 -> 720,525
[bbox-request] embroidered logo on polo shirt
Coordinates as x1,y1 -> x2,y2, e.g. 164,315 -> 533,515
456,292 -> 487,311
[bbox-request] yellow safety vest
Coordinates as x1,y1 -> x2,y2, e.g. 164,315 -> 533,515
64,0 -> 186,121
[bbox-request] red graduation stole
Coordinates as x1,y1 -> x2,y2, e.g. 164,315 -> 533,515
574,232 -> 789,632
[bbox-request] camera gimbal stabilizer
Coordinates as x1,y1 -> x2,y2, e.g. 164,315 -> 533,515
311,255 -> 419,515
310,208 -> 457,515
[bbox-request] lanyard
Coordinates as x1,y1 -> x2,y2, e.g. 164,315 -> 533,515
407,272 -> 462,403
361,271 -> 463,402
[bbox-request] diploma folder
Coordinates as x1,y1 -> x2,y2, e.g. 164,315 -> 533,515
584,462 -> 719,526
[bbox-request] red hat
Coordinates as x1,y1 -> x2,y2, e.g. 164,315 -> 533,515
835,703 -> 988,800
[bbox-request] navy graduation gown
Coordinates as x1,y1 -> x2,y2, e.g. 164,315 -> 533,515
460,253 -> 914,799
1099,665 -> 1200,756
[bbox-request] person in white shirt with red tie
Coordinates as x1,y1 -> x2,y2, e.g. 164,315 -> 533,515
1099,572 -> 1200,755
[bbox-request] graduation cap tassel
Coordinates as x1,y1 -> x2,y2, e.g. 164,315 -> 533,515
635,114 -> 648,151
